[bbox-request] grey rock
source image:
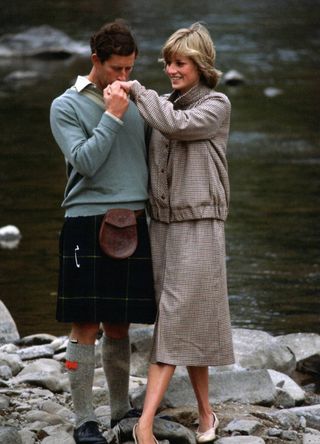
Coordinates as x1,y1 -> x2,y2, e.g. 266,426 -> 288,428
43,423 -> 74,435
300,416 -> 307,430
50,336 -> 68,352
268,369 -> 305,405
3,70 -> 42,88
267,428 -> 282,437
0,351 -> 24,375
222,69 -> 245,86
216,437 -> 265,443
224,419 -> 262,434
0,300 -> 20,344
0,364 -> 12,379
0,394 -> 10,409
0,26 -> 89,58
53,351 -> 67,361
276,333 -> 320,363
41,431 -> 75,443
303,433 -> 320,443
130,351 -> 150,377
0,225 -> 21,241
0,343 -> 18,353
275,387 -> 297,408
17,358 -> 61,376
18,333 -> 58,346
270,410 -> 302,429
0,426 -> 23,443
129,326 -> 154,377
297,354 -> 320,379
95,404 -> 111,427
130,326 -> 154,353
15,358 -> 67,392
93,386 -> 109,406
285,405 -> 320,431
16,344 -> 55,360
305,428 -> 320,435
281,429 -> 300,441
233,328 -> 296,375
24,410 -> 69,425
24,420 -> 51,432
94,367 -> 107,387
17,372 -> 66,392
18,429 -> 37,444
40,400 -> 75,423
263,87 -> 283,98
206,368 -> 277,406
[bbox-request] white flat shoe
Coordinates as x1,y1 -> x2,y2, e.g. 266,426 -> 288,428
195,412 -> 219,443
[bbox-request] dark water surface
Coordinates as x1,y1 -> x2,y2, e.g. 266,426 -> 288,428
0,0 -> 319,337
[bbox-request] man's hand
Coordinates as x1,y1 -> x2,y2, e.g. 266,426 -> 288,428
103,83 -> 129,119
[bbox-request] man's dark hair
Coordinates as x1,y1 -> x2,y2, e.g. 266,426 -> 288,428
90,19 -> 138,62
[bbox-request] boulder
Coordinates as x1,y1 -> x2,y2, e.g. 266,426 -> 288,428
223,419 -> 262,435
0,426 -> 22,443
17,333 -> 58,347
14,358 -> 68,393
0,26 -> 89,58
0,351 -> 23,375
233,328 -> 296,375
303,433 -> 320,443
276,333 -> 320,363
222,70 -> 245,86
282,405 -> 320,431
268,369 -> 305,407
263,87 -> 283,98
0,300 -> 20,344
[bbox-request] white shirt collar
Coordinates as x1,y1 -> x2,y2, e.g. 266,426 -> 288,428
73,75 -> 95,92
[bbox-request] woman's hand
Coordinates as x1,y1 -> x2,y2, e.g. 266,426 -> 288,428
112,80 -> 134,94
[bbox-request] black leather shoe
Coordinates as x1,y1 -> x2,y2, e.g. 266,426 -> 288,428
73,421 -> 107,444
110,408 -> 142,428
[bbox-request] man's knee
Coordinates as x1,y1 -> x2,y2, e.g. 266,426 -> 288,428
103,323 -> 130,339
70,322 -> 100,344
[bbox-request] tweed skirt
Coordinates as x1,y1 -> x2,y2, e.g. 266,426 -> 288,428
149,219 -> 234,366
57,213 -> 156,324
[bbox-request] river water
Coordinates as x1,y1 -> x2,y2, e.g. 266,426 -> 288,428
0,0 -> 319,337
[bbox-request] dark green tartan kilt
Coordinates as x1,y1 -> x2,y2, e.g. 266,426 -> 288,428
57,213 -> 156,324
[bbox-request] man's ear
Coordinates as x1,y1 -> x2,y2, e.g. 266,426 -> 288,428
91,53 -> 101,67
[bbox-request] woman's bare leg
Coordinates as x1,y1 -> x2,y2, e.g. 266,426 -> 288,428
187,366 -> 214,432
136,362 -> 176,444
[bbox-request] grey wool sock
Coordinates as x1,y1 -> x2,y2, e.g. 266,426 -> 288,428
101,335 -> 131,421
65,341 -> 97,427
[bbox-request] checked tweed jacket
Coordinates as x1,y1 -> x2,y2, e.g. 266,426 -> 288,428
130,81 -> 231,224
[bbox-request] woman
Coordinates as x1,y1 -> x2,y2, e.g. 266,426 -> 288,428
114,22 -> 234,444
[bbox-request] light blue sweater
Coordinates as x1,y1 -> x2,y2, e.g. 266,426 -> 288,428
50,80 -> 148,217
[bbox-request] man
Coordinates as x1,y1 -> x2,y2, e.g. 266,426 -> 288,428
50,20 -> 156,444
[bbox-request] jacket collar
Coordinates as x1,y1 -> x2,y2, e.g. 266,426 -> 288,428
169,82 -> 212,107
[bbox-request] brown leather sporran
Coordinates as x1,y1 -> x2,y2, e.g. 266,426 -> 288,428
99,209 -> 138,259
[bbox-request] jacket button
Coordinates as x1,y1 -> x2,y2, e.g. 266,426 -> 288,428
161,195 -> 166,200
161,169 -> 165,173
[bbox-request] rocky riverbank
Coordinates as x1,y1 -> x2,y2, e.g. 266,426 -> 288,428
0,300 -> 319,444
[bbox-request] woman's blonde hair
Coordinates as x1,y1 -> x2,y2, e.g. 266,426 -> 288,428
161,22 -> 221,89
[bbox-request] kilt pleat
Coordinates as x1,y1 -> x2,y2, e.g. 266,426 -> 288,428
57,213 -> 156,324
